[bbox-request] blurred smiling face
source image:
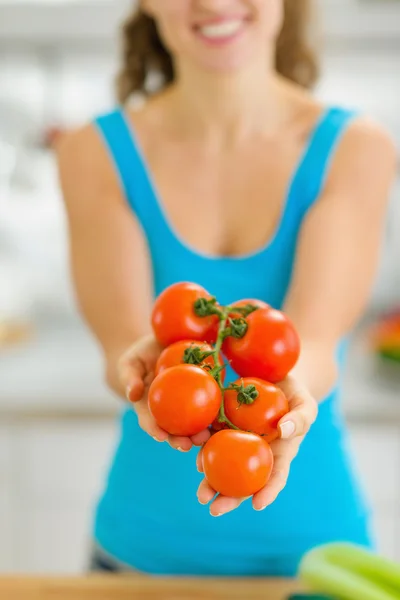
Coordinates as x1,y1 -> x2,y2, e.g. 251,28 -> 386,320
142,0 -> 284,73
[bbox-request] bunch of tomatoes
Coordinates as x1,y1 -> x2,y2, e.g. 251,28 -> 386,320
147,282 -> 300,500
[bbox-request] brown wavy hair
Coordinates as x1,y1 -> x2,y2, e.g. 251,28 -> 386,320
117,1 -> 319,104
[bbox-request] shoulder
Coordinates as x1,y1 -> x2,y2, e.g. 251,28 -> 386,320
56,119 -> 108,180
329,115 -> 397,184
56,116 -> 122,209
325,114 -> 397,204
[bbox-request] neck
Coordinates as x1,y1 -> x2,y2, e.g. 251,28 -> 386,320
165,55 -> 288,145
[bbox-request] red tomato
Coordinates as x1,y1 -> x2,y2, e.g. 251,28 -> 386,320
210,417 -> 229,432
202,430 -> 274,498
224,378 -> 289,441
148,365 -> 221,436
155,340 -> 225,381
151,282 -> 219,347
223,308 -> 300,383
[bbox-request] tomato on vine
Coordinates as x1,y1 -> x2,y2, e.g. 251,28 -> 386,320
148,365 -> 221,436
202,429 -> 274,498
151,282 -> 219,347
223,378 -> 289,441
155,340 -> 225,381
223,308 -> 300,383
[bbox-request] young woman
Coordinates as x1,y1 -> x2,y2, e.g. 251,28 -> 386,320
57,0 -> 396,578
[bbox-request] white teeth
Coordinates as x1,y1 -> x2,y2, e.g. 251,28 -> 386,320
199,20 -> 243,39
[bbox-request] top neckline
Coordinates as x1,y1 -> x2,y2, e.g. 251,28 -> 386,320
120,106 -> 331,265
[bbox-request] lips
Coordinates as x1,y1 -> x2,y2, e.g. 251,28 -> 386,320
196,19 -> 245,40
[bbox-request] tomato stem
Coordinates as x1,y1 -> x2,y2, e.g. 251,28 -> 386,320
182,346 -> 215,366
223,317 -> 248,340
213,309 -> 229,387
193,297 -> 258,430
225,303 -> 259,318
211,307 -> 241,430
224,382 -> 259,405
193,297 -> 223,318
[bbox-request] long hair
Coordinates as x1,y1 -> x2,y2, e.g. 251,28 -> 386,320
116,1 -> 319,103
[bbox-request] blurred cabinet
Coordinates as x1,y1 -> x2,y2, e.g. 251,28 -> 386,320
373,515 -> 400,563
0,1 -> 132,43
349,425 -> 400,510
0,426 -> 16,571
15,420 -> 117,508
0,418 -> 118,574
349,424 -> 400,561
321,0 -> 400,41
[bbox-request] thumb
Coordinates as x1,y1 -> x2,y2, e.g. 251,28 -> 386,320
118,334 -> 161,403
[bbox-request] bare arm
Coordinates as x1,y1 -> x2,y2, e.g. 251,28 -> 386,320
198,118 -> 397,516
283,118 -> 397,400
57,125 -> 155,397
57,125 -> 210,451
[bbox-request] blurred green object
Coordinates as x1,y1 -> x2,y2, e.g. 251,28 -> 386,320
288,595 -> 335,599
299,543 -> 400,600
378,348 -> 400,363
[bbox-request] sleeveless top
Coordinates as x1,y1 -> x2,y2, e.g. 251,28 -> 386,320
91,107 -> 373,576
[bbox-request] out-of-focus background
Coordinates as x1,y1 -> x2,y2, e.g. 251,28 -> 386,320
0,0 -> 399,575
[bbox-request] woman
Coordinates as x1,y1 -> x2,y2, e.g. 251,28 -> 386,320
57,0 -> 396,577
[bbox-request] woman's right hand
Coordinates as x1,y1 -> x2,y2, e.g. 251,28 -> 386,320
116,334 -> 211,452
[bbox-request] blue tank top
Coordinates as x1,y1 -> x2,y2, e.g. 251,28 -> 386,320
92,106 -> 372,576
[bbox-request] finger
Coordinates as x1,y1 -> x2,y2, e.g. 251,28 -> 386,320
209,494 -> 247,517
278,391 -> 318,440
168,435 -> 192,452
196,447 -> 204,473
134,400 -> 169,442
119,335 -> 161,402
119,351 -> 148,401
197,478 -> 216,505
191,429 -> 211,446
126,379 -> 145,403
253,455 -> 291,510
269,437 -> 301,461
252,438 -> 300,511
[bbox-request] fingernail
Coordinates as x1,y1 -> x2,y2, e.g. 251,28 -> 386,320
126,386 -> 132,400
176,447 -> 186,452
197,498 -> 208,505
280,420 -> 295,439
211,512 -> 222,517
254,505 -> 267,512
153,436 -> 164,443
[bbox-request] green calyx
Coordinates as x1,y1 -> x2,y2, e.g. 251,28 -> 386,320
225,382 -> 259,405
193,297 -> 221,317
182,345 -> 214,366
222,317 -> 248,340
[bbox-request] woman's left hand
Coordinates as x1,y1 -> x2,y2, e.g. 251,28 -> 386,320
196,375 -> 318,516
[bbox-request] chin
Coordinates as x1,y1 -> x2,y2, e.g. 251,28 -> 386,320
191,50 -> 259,75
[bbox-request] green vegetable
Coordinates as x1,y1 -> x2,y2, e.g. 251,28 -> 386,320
378,348 -> 400,362
299,543 -> 400,600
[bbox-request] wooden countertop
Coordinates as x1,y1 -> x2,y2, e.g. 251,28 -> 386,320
0,576 -> 302,599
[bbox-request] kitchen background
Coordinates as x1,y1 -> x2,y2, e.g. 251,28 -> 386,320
0,0 -> 400,575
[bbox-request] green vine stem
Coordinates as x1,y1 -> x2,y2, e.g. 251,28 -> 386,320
211,308 -> 240,429
192,297 -> 262,430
